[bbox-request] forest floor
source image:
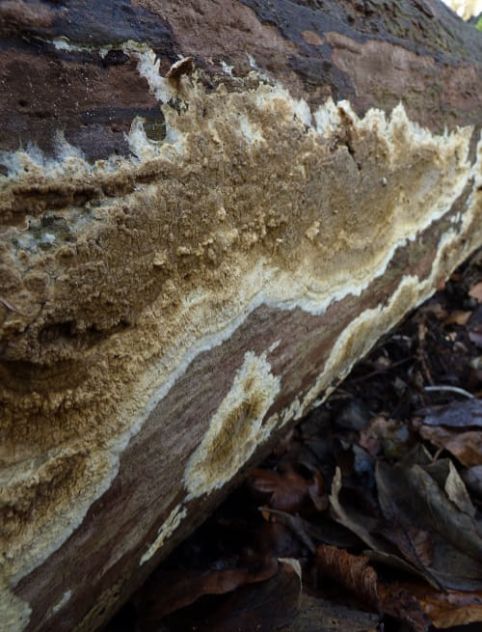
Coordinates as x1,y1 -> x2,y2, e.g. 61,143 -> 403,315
108,248 -> 482,632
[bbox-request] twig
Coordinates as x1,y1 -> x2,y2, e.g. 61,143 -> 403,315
417,322 -> 434,386
431,446 -> 445,463
348,357 -> 412,385
424,385 -> 475,399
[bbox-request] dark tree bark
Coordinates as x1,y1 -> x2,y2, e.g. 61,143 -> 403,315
0,1 -> 481,630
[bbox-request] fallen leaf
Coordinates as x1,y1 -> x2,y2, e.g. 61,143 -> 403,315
159,560 -> 301,632
388,582 -> 482,629
444,310 -> 472,326
419,426 -> 482,467
316,545 -> 378,606
303,515 -> 360,549
463,465 -> 482,497
375,461 -> 439,584
422,399 -> 482,429
469,282 -> 482,303
261,507 -> 316,553
316,546 -> 482,631
315,546 -> 429,631
255,520 -> 303,560
137,559 -> 278,627
442,460 -> 476,517
377,463 -> 482,590
249,466 -> 325,514
469,330 -> 482,348
330,466 -> 435,582
329,468 -> 383,552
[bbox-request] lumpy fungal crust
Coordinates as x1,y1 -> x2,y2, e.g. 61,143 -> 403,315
184,351 -> 281,499
0,53 -> 480,607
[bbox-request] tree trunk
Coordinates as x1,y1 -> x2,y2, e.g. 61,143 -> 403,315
1,1 -> 481,630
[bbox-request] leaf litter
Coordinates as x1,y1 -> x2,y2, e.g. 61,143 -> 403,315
107,248 -> 482,632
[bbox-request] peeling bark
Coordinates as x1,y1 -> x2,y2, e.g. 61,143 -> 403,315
0,1 -> 481,630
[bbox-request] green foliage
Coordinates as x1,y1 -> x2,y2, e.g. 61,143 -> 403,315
476,16 -> 482,32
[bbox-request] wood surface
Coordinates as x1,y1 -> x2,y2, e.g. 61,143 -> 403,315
0,1 -> 481,630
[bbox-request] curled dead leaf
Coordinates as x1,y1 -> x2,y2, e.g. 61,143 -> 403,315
249,466 -> 326,514
315,546 -> 430,631
316,545 -> 379,607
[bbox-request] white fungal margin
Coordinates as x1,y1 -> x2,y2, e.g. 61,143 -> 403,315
183,351 -> 281,499
140,505 -> 187,565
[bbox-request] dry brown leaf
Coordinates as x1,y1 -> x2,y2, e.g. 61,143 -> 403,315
444,309 -> 472,326
316,546 -> 430,631
469,282 -> 482,303
388,582 -> 482,629
317,544 -> 482,630
419,591 -> 482,628
316,545 -> 379,606
419,426 -> 482,467
249,466 -> 325,513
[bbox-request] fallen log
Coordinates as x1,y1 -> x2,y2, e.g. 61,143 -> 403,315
0,1 -> 481,630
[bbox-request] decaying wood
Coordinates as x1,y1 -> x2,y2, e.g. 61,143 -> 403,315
0,1 -> 481,630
